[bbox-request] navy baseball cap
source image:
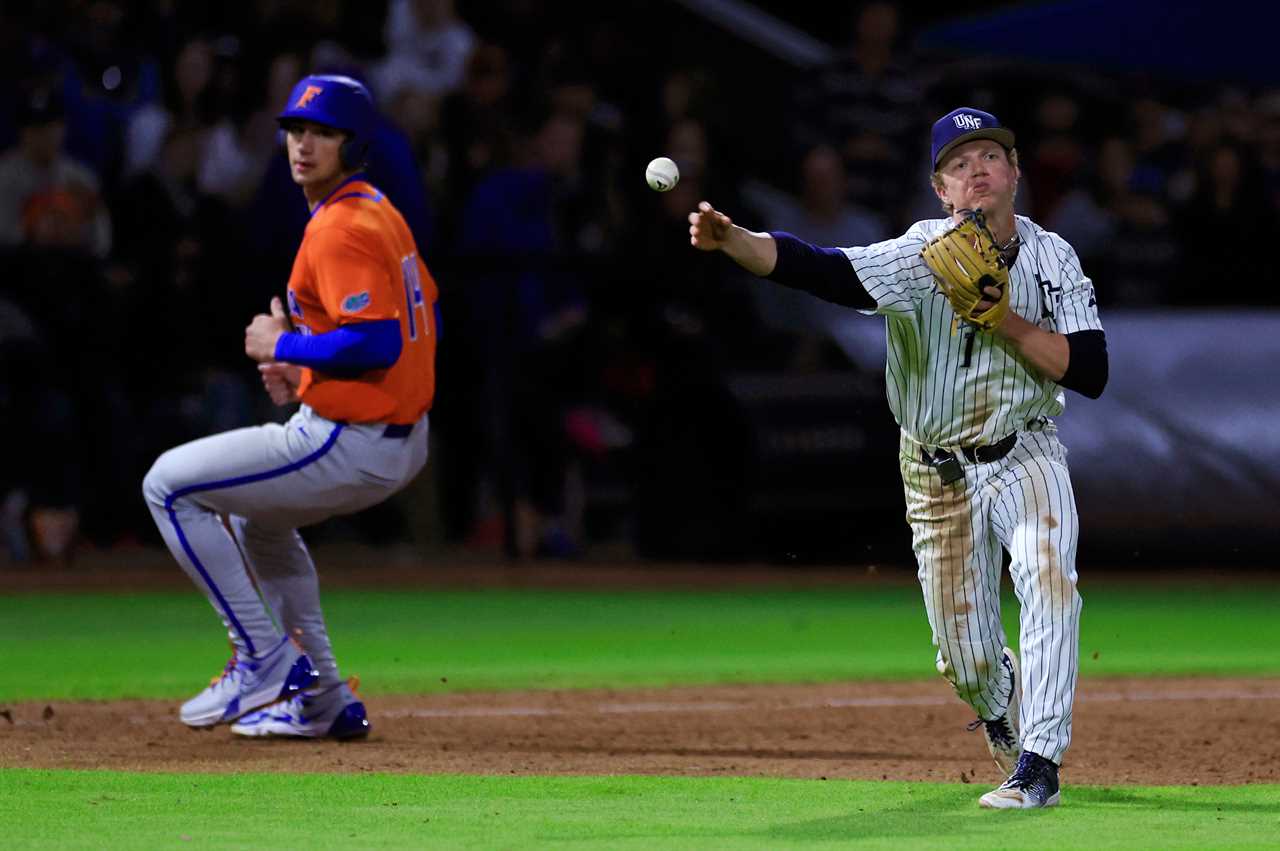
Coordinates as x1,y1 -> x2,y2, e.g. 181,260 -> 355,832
931,107 -> 1016,170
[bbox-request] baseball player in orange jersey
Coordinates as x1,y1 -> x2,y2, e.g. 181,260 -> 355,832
143,75 -> 438,739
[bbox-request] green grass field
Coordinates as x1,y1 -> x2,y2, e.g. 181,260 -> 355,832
2,581 -> 1278,848
3,771 -> 1277,850
3,583 -> 1278,701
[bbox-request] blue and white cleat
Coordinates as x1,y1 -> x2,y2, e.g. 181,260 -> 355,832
979,751 -> 1061,809
231,678 -> 370,740
180,635 -> 318,728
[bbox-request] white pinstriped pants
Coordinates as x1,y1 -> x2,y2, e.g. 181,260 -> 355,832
899,427 -> 1082,765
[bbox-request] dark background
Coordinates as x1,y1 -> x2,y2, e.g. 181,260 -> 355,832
0,0 -> 1275,568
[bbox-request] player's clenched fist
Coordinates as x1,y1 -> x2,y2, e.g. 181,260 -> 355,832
245,296 -> 292,362
688,201 -> 732,251
259,362 -> 302,406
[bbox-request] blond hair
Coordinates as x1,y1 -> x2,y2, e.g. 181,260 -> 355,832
931,147 -> 1020,216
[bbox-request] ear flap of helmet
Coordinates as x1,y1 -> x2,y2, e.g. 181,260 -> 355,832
339,137 -> 370,171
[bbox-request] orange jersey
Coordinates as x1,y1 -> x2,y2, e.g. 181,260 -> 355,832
284,179 -> 437,424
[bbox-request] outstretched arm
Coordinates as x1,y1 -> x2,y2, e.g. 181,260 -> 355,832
688,201 -> 874,309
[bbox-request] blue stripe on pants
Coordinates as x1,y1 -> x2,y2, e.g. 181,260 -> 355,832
162,423 -> 345,655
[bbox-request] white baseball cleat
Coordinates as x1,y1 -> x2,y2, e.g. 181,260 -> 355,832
968,647 -> 1022,775
180,635 -> 318,727
231,678 -> 370,740
979,750 -> 1061,809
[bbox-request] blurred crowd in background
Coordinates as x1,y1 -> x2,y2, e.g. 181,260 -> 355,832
0,0 -> 1275,564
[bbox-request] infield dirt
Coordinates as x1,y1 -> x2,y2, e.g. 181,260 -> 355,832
3,676 -> 1277,785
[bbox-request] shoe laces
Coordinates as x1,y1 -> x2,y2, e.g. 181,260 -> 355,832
1003,751 -> 1049,790
208,645 -> 240,687
967,715 -> 1017,748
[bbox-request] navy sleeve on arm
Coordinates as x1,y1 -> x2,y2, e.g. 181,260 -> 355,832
1059,330 -> 1108,398
765,231 -> 875,309
274,319 -> 402,377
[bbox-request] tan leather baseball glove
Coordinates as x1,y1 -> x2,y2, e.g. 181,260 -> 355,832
920,209 -> 1010,332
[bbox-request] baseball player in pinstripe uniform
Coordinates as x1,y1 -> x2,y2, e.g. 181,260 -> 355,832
142,75 -> 438,740
689,107 -> 1108,808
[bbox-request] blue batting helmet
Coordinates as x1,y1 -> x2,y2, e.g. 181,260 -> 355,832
277,74 -> 375,170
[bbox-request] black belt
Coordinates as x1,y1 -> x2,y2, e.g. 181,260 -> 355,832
333,419 -> 415,438
920,432 -> 1017,467
382,423 -> 413,439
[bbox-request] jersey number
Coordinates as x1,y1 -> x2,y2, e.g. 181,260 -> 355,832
961,327 -> 976,368
400,254 -> 429,341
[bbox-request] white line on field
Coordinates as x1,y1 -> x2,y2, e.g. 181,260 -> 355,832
381,689 -> 1280,719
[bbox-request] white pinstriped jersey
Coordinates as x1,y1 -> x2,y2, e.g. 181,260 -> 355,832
841,215 -> 1103,448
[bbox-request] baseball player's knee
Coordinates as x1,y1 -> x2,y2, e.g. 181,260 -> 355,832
142,450 -> 186,508
141,460 -> 167,507
1024,558 -> 1080,614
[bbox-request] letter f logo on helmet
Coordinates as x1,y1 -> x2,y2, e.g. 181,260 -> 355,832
293,85 -> 323,109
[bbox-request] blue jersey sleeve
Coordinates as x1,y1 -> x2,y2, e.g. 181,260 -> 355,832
274,319 -> 402,376
766,231 -> 874,309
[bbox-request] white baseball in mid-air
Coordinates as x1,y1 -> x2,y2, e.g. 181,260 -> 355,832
645,156 -> 679,192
